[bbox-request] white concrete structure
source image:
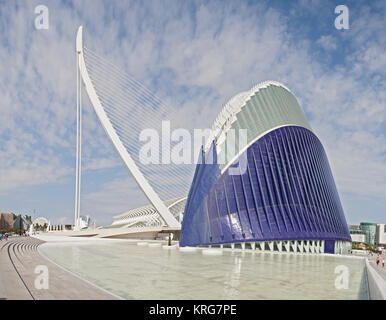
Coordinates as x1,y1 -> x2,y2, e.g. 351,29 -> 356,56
31,217 -> 50,233
108,197 -> 186,229
79,215 -> 90,230
74,34 -> 83,231
351,233 -> 366,243
204,239 -> 350,255
376,224 -> 386,246
76,26 -> 181,229
32,217 -> 49,227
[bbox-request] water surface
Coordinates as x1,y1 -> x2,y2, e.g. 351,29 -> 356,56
39,240 -> 368,300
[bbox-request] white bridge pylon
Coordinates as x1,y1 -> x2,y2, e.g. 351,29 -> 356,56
76,26 -> 180,228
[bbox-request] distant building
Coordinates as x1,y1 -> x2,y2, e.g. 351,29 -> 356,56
349,225 -> 366,244
0,213 -> 32,232
376,224 -> 386,246
32,217 -> 50,232
349,222 -> 386,246
359,222 -> 377,245
0,213 -> 14,230
13,214 -> 32,231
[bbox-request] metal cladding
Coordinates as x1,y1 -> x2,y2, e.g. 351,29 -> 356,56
180,82 -> 351,247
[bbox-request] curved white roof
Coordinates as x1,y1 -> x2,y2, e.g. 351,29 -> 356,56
110,197 -> 187,229
33,217 -> 49,225
205,81 -> 295,152
203,81 -> 312,173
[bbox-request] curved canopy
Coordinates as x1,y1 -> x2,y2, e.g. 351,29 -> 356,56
205,81 -> 312,171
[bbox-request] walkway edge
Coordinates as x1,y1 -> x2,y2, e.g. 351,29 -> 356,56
365,258 -> 386,300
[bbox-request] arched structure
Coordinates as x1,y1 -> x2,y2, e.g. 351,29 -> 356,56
180,81 -> 351,254
76,26 -> 180,228
108,197 -> 186,229
32,217 -> 49,226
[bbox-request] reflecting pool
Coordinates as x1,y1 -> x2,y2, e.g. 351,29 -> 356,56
38,239 -> 368,299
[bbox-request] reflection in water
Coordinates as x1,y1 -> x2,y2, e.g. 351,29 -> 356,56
39,241 -> 368,300
223,256 -> 242,297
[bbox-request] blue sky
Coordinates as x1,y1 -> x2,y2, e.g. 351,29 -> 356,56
0,0 -> 385,226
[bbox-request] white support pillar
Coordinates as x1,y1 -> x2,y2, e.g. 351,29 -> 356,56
320,240 -> 324,253
74,38 -> 82,232
304,240 -> 310,253
315,240 -> 320,254
277,241 -> 282,252
268,241 -> 274,251
310,240 -> 315,253
284,241 -> 290,252
259,242 -> 265,251
241,243 -> 245,251
291,241 -> 297,253
231,243 -> 235,250
298,240 -> 304,253
251,242 -> 256,251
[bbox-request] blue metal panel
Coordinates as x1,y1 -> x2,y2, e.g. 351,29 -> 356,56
324,240 -> 335,254
180,126 -> 351,247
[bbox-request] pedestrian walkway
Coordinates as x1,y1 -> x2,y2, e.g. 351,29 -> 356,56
0,236 -> 120,300
368,254 -> 386,281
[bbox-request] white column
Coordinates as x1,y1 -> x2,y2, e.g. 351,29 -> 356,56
310,240 -> 315,253
291,241 -> 297,253
284,241 -> 290,252
268,241 -> 274,251
74,45 -> 82,231
277,241 -> 282,252
304,240 -> 310,253
298,240 -> 304,253
315,240 -> 320,254
251,242 -> 256,251
259,242 -> 265,251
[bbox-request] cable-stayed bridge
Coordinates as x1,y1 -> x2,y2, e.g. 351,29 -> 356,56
75,26 -> 195,229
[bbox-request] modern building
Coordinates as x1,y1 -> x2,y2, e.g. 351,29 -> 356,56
108,197 -> 186,231
0,213 -> 14,231
0,213 -> 32,232
359,222 -> 377,245
180,81 -> 351,254
376,224 -> 386,246
13,214 -> 32,231
77,28 -> 351,253
349,225 -> 366,244
349,222 -> 386,246
33,217 -> 50,228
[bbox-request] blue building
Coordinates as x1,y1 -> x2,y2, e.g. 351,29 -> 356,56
180,81 -> 351,254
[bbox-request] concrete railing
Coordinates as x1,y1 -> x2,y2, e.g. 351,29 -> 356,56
365,259 -> 386,300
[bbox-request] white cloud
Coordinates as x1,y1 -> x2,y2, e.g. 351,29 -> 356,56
316,35 -> 337,51
0,1 -> 385,225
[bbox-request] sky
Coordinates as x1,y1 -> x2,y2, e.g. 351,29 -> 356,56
0,0 -> 385,226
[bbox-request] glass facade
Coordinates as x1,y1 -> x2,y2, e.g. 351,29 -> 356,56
359,222 -> 377,245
